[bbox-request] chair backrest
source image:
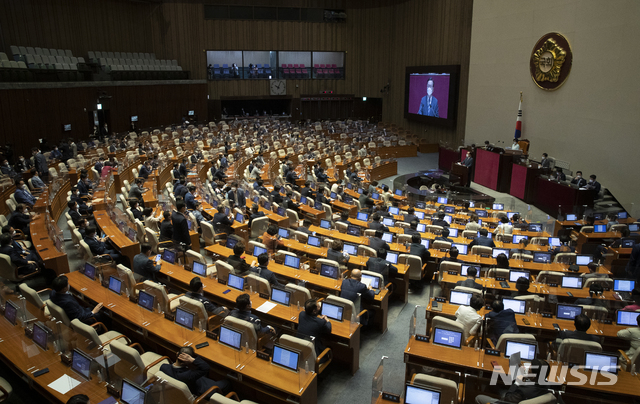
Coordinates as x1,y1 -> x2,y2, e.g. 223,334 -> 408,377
432,240 -> 451,250
358,245 -> 376,257
578,304 -> 609,319
431,316 -> 465,337
18,283 -> 45,311
412,374 -> 459,404
117,264 -> 139,294
152,371 -> 194,403
45,299 -> 71,326
580,226 -> 594,234
178,296 -> 208,327
70,318 -> 102,346
279,334 -> 315,366
519,393 -> 556,404
453,285 -> 482,296
470,245 -> 492,255
142,280 -> 170,313
487,268 -> 510,278
557,338 -> 602,364
583,278 -> 613,290
246,274 -> 271,296
535,271 -> 564,284
285,283 -> 311,307
250,216 -> 269,239
110,339 -> 145,369
554,253 -> 576,264
326,294 -> 356,321
224,316 -> 258,350
399,254 -> 423,281
79,240 -> 94,261
495,333 -> 537,353
201,221 -> 216,245
215,260 -> 234,282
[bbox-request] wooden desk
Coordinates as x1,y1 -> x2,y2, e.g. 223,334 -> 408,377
93,210 -> 140,265
369,161 -> 398,181
30,216 -> 70,275
142,179 -> 158,208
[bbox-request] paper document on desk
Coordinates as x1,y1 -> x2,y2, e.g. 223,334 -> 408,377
256,301 -> 277,313
48,374 -> 82,394
361,278 -> 372,288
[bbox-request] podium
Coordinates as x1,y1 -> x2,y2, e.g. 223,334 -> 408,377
450,162 -> 469,187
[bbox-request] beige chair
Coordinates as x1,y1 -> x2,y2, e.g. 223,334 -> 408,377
246,274 -> 271,296
250,216 -> 269,239
0,253 -> 40,284
215,260 -> 234,282
285,283 -> 312,308
514,295 -> 545,313
178,295 -> 221,330
512,252 -> 534,261
153,371 -> 224,404
556,339 -> 602,365
491,333 -> 537,352
18,283 -> 50,316
358,245 -> 376,257
223,316 -> 261,351
185,250 -> 216,277
486,268 -> 510,279
143,280 -> 181,312
584,277 -> 613,290
326,294 -> 366,323
200,221 -> 217,245
580,226 -> 594,234
109,339 -> 169,384
45,299 -> 71,326
453,285 -> 483,296
432,240 -> 452,250
554,252 -> 576,264
578,304 -> 609,320
470,245 -> 492,256
286,209 -> 300,229
210,393 -> 258,404
411,374 -> 463,404
437,261 -> 462,283
70,318 -> 129,349
399,254 -> 425,281
535,271 -> 564,284
278,334 -> 332,374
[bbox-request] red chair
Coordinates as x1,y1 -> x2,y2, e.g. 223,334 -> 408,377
320,64 -> 326,68
301,68 -> 308,78
331,64 -> 337,68
314,64 -> 319,68
287,64 -> 293,68
293,64 -> 299,68
283,69 -> 290,78
328,69 -> 335,78
295,68 -> 302,78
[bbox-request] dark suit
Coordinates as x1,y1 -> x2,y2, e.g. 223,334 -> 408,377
229,309 -> 270,334
409,242 -> 430,263
9,211 -> 31,234
131,208 -> 143,221
179,163 -> 188,178
77,180 -> 90,196
171,211 -> 191,248
557,329 -> 600,344
173,184 -> 187,199
226,189 -> 246,208
340,278 -> 374,304
587,180 -> 601,194
14,188 -> 36,206
369,237 -> 390,251
541,158 -> 551,168
370,221 -> 389,233
226,255 -> 252,276
432,219 -> 450,228
404,214 -> 418,224
285,170 -> 299,184
133,253 -> 160,281
160,219 -> 173,242
50,290 -> 95,324
358,194 -> 374,211
34,152 -> 48,177
571,177 -> 587,187
297,311 -> 331,358
0,245 -> 37,275
139,165 -> 151,179
69,209 -> 83,226
485,309 -> 518,344
185,192 -> 197,210
252,265 -> 283,287
84,235 -> 121,261
327,249 -> 349,266
212,212 -> 234,234
455,278 -> 483,290
469,236 -> 495,248
418,95 -> 439,117
159,357 -> 229,399
185,291 -> 225,315
365,257 -> 397,284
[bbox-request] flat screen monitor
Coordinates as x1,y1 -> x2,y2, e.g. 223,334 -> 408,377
127,228 -> 136,242
361,273 -> 381,289
235,212 -> 244,223
415,211 -> 425,220
420,239 -> 430,249
475,209 -> 488,218
137,290 -> 155,311
382,218 -> 395,227
346,183 -> 353,190
415,201 -> 426,209
278,228 -> 290,239
314,201 -> 323,210
320,302 -> 344,321
416,223 -> 426,233
614,279 -> 635,292
557,304 -> 583,320
386,251 -> 398,264
492,203 -> 504,210
584,352 -> 618,374
253,245 -> 267,257
576,255 -> 593,266
505,340 -> 537,361
130,116 -> 138,122
433,327 -> 462,349
616,310 -> 640,326
566,214 -> 578,221
388,207 -> 400,215
594,225 -> 607,233
192,261 -> 206,277
228,273 -> 244,291
162,249 -> 176,264
561,276 -> 584,289
356,212 -> 369,221
618,211 -> 628,219
395,189 -> 404,196
342,243 -> 358,256
404,383 -> 441,404
449,290 -> 472,306
330,192 -> 337,199
320,219 -> 331,229
443,215 -> 452,224
225,238 -> 239,249
372,192 -> 380,200
272,344 -> 300,372
83,263 -> 96,280
253,196 -> 259,204
263,201 -> 271,210
507,212 -> 518,220
188,110 -> 195,116
437,197 -> 448,204
175,307 -> 195,330
121,379 -> 146,404
219,326 -> 242,350
357,188 -> 364,194
71,349 -> 92,380
513,235 -> 528,243
381,232 -> 394,243
533,252 -> 552,263
187,220 -> 192,231
621,238 -> 636,248
452,243 -> 468,255
444,206 -> 455,214
448,228 -> 459,238
468,201 -> 475,208
4,301 -> 17,325
32,323 -> 49,350
320,264 -> 339,280
492,248 -> 510,258
502,298 -> 526,314
271,288 -> 291,306
108,276 -> 122,295
343,196 -> 352,205
277,207 -> 285,216
548,237 -> 561,247
461,264 -> 478,277
593,213 -> 605,220
630,224 -> 639,232
346,225 -> 361,236
300,196 -> 307,205
509,270 -> 530,283
283,255 -> 300,269
307,236 -> 321,247
528,223 -> 542,232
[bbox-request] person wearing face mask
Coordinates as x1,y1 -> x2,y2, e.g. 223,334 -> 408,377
585,174 -> 601,194
9,203 -> 39,239
50,146 -> 63,160
226,182 -> 246,208
15,155 -> 31,172
418,77 -> 439,117
50,275 -> 105,324
77,175 -> 91,196
0,159 -> 16,177
570,170 -> 587,187
191,202 -> 210,226
540,153 -> 551,168
510,139 -> 520,150
13,179 -> 36,207
69,186 -> 93,216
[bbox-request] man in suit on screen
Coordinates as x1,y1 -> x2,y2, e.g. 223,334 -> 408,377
418,78 -> 439,117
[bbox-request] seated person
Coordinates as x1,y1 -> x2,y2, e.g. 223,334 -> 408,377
581,262 -> 603,279
469,228 -> 495,248
327,239 -> 350,269
622,288 -> 640,311
340,269 -> 375,304
212,206 -> 234,235
617,314 -> 640,363
494,216 -> 513,235
159,346 -> 230,400
14,179 -> 36,207
296,219 -> 314,235
229,293 -> 275,335
455,294 -> 484,340
409,233 -> 430,263
365,248 -> 398,284
475,359 -> 552,404
251,253 -> 283,287
369,230 -> 390,251
404,207 -> 418,224
404,220 -> 421,237
50,275 -> 104,324
432,212 -> 450,228
186,277 -> 227,315
553,233 -> 575,255
510,238 -> 530,257
9,203 -> 38,237
554,314 -> 600,346
248,204 -> 265,227
358,190 -> 374,213
336,211 -> 350,225
440,246 -> 461,267
465,213 -> 482,231
435,228 -> 453,243
485,299 -> 518,345
297,298 -> 332,362
574,283 -> 607,307
0,233 -> 38,275
455,266 -> 482,290
512,277 -> 533,297
495,253 -> 510,269
511,213 -> 529,230
129,199 -> 144,221
133,243 -> 161,282
369,213 -> 389,232
262,224 -> 284,255
226,242 -> 253,276
83,226 -> 123,263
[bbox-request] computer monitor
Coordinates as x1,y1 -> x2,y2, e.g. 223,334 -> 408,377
278,228 -> 290,239
342,243 -> 358,256
528,223 -> 542,232
492,248 -> 510,258
548,237 -> 561,247
451,243 -> 468,255
433,327 -> 462,349
226,238 -> 239,249
443,215 -> 452,224
513,235 -> 529,243
346,183 -> 353,190
593,213 -> 605,220
395,189 -> 403,196
468,201 -> 475,208
437,197 -> 448,204
507,212 -> 518,220
381,232 -> 393,243
277,207 -> 285,216
252,196 -> 259,204
415,211 -> 425,220
300,196 -> 307,205
573,255 -> 594,267
228,274 -> 245,291
584,352 -> 618,374
137,290 -> 155,311
594,225 -> 607,233
253,245 -> 267,257
307,236 -> 321,247
533,252 -> 552,263
314,201 -> 323,211
420,239 -> 430,249
415,201 -> 426,209
4,301 -> 17,325
192,261 -> 207,277
566,214 -> 578,221
71,349 -> 93,380
371,192 -> 380,200
175,307 -> 195,330
357,188 -> 364,194
320,301 -> 344,321
356,212 -> 369,221
621,238 -> 636,248
561,276 -> 584,289
404,383 -> 441,404
320,219 -> 331,229
505,340 -> 537,361
344,195 -> 353,205
271,288 -> 291,306
126,227 -> 136,242
360,274 -> 381,289
219,326 -> 242,350
461,264 -> 478,277
509,270 -> 530,283
162,249 -> 176,264
346,225 -> 361,236
616,310 -> 640,326
83,263 -> 96,280
502,298 -> 526,314
492,203 -> 504,210
319,264 -> 339,279
283,255 -> 300,269
382,218 -> 395,227
234,212 -> 243,223
556,304 -> 583,320
614,279 -> 635,292
330,192 -> 337,199
416,223 -> 426,233
108,276 -> 122,295
121,379 -> 147,404
449,290 -> 472,306
618,211 -> 628,219
386,251 -> 399,264
263,201 -> 271,211
444,206 -> 455,214
630,224 -> 639,232
32,323 -> 49,350
448,228 -> 459,238
272,344 -> 300,372
388,206 -> 400,215
475,209 -> 488,218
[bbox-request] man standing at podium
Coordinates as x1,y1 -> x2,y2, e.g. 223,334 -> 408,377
418,78 -> 439,117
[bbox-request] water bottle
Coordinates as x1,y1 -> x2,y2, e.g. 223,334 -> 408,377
97,369 -> 104,383
199,319 -> 204,333
297,301 -> 301,313
244,342 -> 249,354
305,360 -> 309,374
157,302 -> 163,314
249,285 -> 253,294
474,339 -> 479,352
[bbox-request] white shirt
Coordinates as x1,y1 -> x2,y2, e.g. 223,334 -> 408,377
465,221 -> 482,231
455,305 -> 482,341
494,222 -> 513,235
511,142 -> 520,150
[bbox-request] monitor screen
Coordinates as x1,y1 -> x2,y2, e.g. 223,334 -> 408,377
593,213 -> 605,220
278,228 -> 290,239
448,228 -> 459,238
614,279 -> 635,292
566,214 -> 577,221
263,201 -> 271,210
347,183 -> 353,190
357,188 -> 364,194
361,274 -> 381,289
33,323 -> 49,350
461,264 -> 477,277
71,349 -> 92,380
371,192 -> 380,200
226,238 -> 239,249
228,274 -> 244,291
283,255 -> 300,269
162,249 -> 176,264
382,218 -> 395,227
492,203 -> 504,210
416,223 -> 426,233
253,245 -> 267,257
300,196 -> 307,205
476,209 -> 488,218
330,192 -> 337,199
320,264 -> 339,279
533,252 -> 552,263
433,327 -> 462,349
618,212 -> 628,219
528,223 -> 542,232
83,263 -> 96,280
307,236 -> 321,247
108,276 -> 122,295
342,243 -> 358,256
443,215 -> 452,224
346,225 -> 361,236
502,298 -> 526,314
630,224 -> 639,232
437,197 -> 448,204
272,344 -> 300,372
492,248 -> 510,258
253,196 -> 259,204
388,207 -> 400,215
188,110 -> 195,115
444,206 -> 455,214
395,189 -> 403,196
130,116 -> 138,122
616,310 -> 640,326
314,201 -> 323,210
594,225 -> 607,233
468,201 -> 475,208
415,211 -> 425,220
509,270 -> 530,283
451,243 -> 468,255
420,239 -> 430,249
507,212 -> 518,220
320,219 -> 331,229
321,302 -> 344,321
381,232 -> 394,243
137,290 -> 155,311
121,379 -> 146,404
561,276 -> 584,289
356,212 -> 369,221
127,228 -> 136,242
548,237 -> 561,247
4,301 -> 17,325
584,352 -> 618,374
557,304 -> 583,320
219,326 -> 242,350
192,261 -> 206,276
576,255 -> 593,266
386,251 -> 399,264
621,238 -> 636,248
404,383 -> 441,404
235,212 -> 244,223
449,290 -> 472,306
277,207 -> 285,216
175,307 -> 195,330
513,235 -> 529,243
415,201 -> 426,209
505,340 -> 537,361
271,288 -> 291,306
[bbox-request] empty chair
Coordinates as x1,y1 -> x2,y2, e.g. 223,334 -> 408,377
411,374 -> 464,404
70,318 -> 129,349
279,334 -> 332,374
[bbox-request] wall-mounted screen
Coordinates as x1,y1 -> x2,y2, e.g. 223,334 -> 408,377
404,65 -> 460,127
